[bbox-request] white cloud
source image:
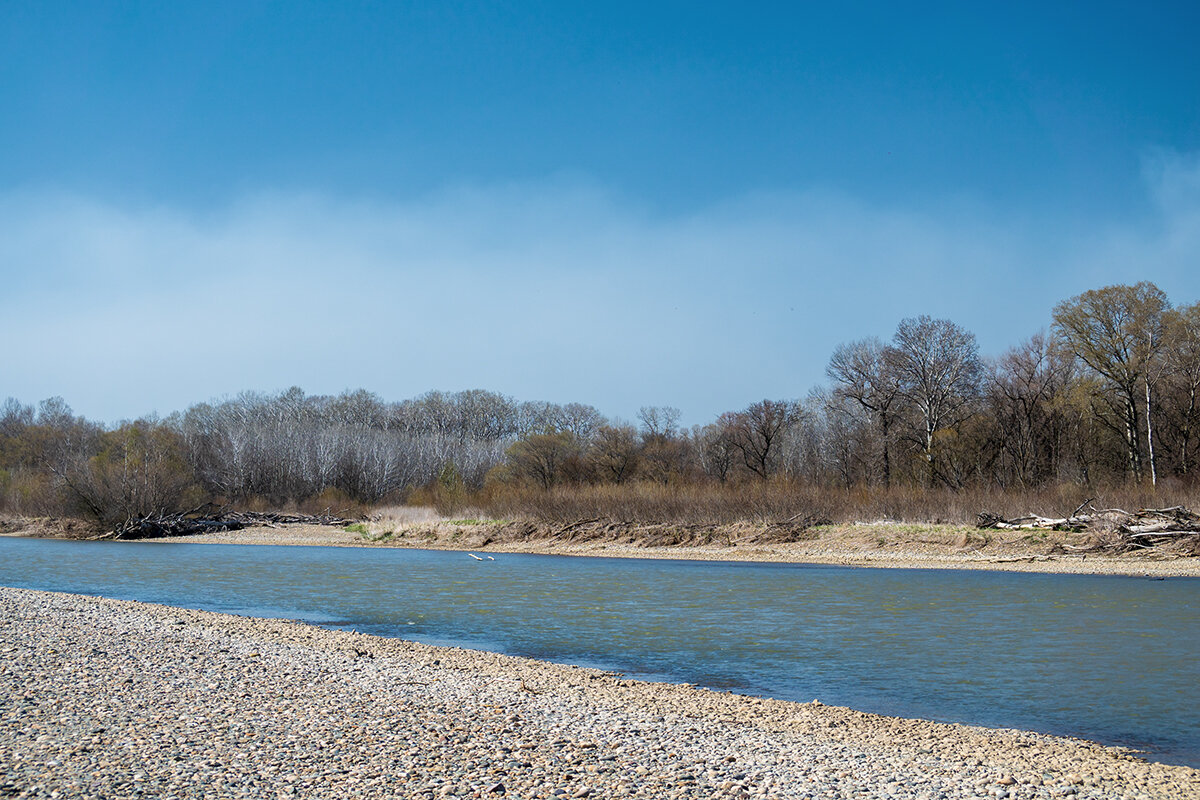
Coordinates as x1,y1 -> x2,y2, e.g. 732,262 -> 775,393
2,156 -> 1198,424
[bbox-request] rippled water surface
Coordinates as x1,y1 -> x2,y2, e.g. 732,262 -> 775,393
2,537 -> 1197,766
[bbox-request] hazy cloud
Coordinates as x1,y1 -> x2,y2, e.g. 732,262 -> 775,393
3,155 -> 1199,424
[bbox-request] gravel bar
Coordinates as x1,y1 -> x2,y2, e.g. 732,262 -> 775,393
2,587 -> 1196,800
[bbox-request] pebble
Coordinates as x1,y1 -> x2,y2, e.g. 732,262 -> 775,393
1,586 -> 1197,799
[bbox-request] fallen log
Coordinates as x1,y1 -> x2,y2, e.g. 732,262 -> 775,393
109,508 -> 359,540
987,555 -> 1055,564
981,504 -> 1200,556
977,513 -> 1090,531
1127,521 -> 1177,534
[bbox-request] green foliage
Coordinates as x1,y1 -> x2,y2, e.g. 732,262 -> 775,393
350,524 -> 396,543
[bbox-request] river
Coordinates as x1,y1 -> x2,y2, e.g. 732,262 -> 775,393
2,537 -> 1196,766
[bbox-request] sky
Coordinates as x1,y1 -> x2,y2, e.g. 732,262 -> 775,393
2,1 -> 1199,425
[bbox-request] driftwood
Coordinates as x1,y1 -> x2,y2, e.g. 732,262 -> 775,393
977,502 -> 1200,556
986,555 -> 1055,564
99,504 -> 359,540
554,517 -> 602,537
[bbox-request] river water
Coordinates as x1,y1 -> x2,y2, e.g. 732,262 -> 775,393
1,537 -> 1197,766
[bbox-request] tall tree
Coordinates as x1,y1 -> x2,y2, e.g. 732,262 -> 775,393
1052,282 -> 1170,484
694,422 -> 737,483
890,316 -> 982,487
504,430 -> 578,489
1161,302 -> 1200,477
727,400 -> 802,479
987,333 -> 1076,487
588,423 -> 640,484
826,337 -> 904,486
637,406 -> 682,440
636,406 -> 687,483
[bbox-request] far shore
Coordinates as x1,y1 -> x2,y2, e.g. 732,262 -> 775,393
57,517 -> 1200,576
6,513 -> 1198,576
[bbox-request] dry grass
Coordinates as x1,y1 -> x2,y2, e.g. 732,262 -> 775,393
0,515 -> 102,538
9,478 -> 1197,563
469,480 -> 1200,527
370,505 -> 444,525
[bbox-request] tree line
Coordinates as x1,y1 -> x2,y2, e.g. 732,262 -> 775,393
1,281 -> 1196,525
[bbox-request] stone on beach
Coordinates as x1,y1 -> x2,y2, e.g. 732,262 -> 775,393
1,586 -> 1197,799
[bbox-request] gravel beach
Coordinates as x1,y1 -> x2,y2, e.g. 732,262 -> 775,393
2,587 -> 1196,799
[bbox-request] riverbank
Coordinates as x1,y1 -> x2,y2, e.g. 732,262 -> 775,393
2,587 -> 1196,799
171,519 -> 1200,577
5,514 -> 1199,576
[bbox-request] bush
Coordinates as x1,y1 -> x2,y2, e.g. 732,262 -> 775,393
408,463 -> 469,516
59,423 -> 202,527
0,467 -> 63,515
298,487 -> 370,518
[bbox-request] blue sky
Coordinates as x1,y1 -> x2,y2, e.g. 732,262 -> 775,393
2,2 -> 1199,424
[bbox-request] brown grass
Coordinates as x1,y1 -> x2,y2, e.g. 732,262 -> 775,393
468,480 -> 1200,527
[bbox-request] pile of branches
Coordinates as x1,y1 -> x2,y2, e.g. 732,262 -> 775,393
978,501 -> 1200,555
103,505 -> 358,540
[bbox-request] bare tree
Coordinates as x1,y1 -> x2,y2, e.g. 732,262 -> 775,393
436,389 -> 520,441
505,430 -> 577,489
1161,302 -> 1200,477
637,406 -> 682,440
0,398 -> 34,437
726,400 -> 802,479
812,389 -> 875,487
588,423 -> 640,484
553,403 -> 605,442
634,406 -> 686,483
827,337 -> 903,486
60,420 -> 199,526
890,316 -> 982,487
694,422 -> 737,483
986,332 -> 1077,487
